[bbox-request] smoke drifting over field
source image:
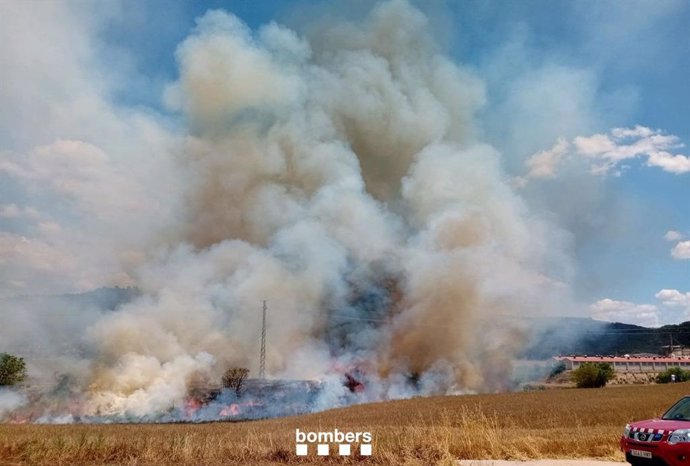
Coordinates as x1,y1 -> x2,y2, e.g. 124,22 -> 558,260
0,0 -> 573,422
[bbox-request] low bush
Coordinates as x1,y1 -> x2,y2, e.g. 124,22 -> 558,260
222,367 -> 250,396
572,362 -> 614,388
656,367 -> 690,384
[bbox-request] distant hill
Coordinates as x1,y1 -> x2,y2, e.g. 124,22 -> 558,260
0,287 -> 139,358
1,287 -> 138,311
521,317 -> 690,359
3,288 -> 686,360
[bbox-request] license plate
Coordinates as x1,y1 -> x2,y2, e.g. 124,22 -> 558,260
630,449 -> 652,459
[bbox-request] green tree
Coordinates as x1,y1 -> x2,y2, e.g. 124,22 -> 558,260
222,368 -> 250,396
572,362 -> 614,388
656,367 -> 690,384
0,353 -> 27,386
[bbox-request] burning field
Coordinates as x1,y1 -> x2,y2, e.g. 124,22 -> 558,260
0,0 -> 576,425
2,382 -> 689,465
4,377 -> 325,425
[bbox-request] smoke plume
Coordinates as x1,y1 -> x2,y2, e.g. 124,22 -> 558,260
0,0 -> 572,422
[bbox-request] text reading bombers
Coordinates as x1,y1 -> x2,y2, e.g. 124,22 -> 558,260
295,429 -> 372,456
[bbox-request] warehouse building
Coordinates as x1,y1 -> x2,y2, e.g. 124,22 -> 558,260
555,355 -> 690,373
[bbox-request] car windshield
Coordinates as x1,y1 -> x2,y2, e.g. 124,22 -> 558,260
663,397 -> 690,421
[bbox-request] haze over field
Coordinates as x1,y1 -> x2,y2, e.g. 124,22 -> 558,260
0,0 -> 688,421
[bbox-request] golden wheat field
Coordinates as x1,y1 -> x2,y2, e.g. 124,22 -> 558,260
2,382 -> 689,466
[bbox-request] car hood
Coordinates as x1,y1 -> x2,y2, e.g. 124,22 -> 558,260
631,418 -> 690,434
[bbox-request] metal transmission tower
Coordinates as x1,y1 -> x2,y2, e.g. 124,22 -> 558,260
259,300 -> 267,379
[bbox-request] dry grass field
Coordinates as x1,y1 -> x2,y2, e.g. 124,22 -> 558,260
2,382 -> 689,465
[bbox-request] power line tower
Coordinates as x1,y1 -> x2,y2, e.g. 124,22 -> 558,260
259,300 -> 267,379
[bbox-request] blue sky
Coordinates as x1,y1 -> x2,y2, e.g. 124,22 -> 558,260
0,0 -> 687,327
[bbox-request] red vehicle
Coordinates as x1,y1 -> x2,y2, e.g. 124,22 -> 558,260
621,395 -> 690,465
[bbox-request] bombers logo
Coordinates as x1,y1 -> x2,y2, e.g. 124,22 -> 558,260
295,428 -> 373,456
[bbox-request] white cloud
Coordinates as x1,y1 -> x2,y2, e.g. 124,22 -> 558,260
665,230 -> 684,241
647,151 -> 690,174
591,289 -> 690,327
589,298 -> 660,327
574,125 -> 689,175
671,240 -> 690,260
524,125 -> 690,178
574,133 -> 617,157
656,289 -> 690,309
524,137 -> 570,179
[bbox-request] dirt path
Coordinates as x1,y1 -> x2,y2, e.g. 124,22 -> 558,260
458,460 -> 624,465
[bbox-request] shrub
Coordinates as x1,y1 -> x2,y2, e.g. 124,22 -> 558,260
572,362 -> 614,388
222,368 -> 249,396
0,353 -> 27,386
656,367 -> 690,384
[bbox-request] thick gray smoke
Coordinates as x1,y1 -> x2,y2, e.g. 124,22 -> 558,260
0,0 -> 573,422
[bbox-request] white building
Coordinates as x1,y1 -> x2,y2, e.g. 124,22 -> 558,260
555,355 -> 690,373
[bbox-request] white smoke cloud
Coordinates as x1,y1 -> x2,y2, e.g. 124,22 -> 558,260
86,352 -> 216,417
0,204 -> 40,220
0,0 -> 184,298
164,11 -> 306,129
1,0 -> 576,419
0,389 -> 27,418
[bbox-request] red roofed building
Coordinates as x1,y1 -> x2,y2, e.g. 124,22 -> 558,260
555,355 -> 690,372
